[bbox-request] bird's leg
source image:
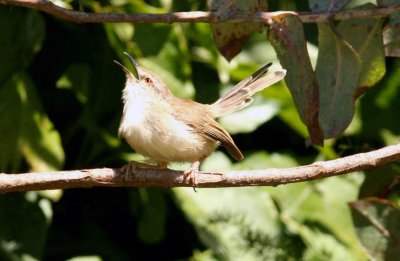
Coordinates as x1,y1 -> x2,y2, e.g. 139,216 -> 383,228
184,160 -> 206,192
184,160 -> 225,191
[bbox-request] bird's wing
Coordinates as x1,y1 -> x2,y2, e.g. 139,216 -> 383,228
172,99 -> 244,161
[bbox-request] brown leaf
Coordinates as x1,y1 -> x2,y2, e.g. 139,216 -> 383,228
208,0 -> 268,61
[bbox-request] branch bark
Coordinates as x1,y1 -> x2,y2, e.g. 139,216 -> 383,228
1,143 -> 400,194
1,0 -> 399,24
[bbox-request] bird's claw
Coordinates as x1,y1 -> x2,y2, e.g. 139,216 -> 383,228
120,162 -> 137,181
120,161 -> 168,181
184,161 -> 201,192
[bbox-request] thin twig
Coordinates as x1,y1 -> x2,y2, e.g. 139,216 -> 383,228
1,143 -> 399,194
1,0 -> 399,24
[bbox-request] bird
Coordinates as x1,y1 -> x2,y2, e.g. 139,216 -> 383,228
115,52 -> 286,186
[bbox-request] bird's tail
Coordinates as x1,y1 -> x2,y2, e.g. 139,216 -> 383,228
211,64 -> 286,117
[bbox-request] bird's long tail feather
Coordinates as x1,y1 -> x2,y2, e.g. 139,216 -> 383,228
211,64 -> 286,117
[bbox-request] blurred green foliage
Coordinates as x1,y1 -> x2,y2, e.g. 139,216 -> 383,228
0,0 -> 399,260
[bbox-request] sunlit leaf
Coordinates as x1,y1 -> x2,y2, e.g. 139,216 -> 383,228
359,59 -> 400,140
56,63 -> 92,103
187,23 -> 219,67
219,98 -> 280,134
173,187 -> 293,260
350,198 -> 400,260
0,76 -> 23,172
380,129 -> 400,146
0,73 -> 64,172
175,152 -> 305,259
111,23 -> 134,43
133,24 -> 172,56
67,256 -> 102,261
18,73 -> 64,172
293,222 -> 356,261
232,151 -> 298,170
268,174 -> 366,259
201,151 -> 232,171
269,14 -> 323,145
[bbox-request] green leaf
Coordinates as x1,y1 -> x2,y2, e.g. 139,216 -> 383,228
262,79 -> 310,138
174,187 -> 288,260
0,6 -> 45,85
20,74 -> 64,171
0,72 -> 64,172
336,12 -> 385,88
349,198 -> 400,260
359,59 -> 400,139
233,151 -> 298,170
208,0 -> 268,61
0,76 -> 23,172
133,24 -> 172,56
56,63 -> 92,103
67,256 -> 102,261
0,193 -> 50,260
175,153 -> 309,260
316,23 -> 362,139
219,98 -> 280,134
359,164 -> 400,198
317,9 -> 385,139
201,151 -> 232,171
268,174 -> 367,260
269,14 -> 323,145
175,152 -> 366,260
294,222 -> 356,261
308,0 -> 351,12
129,189 -> 167,244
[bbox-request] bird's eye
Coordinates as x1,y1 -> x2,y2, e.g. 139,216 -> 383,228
144,77 -> 152,83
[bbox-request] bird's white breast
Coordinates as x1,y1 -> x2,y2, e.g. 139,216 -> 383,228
119,86 -> 218,163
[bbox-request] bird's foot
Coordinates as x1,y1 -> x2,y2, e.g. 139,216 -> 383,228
184,161 -> 201,192
120,161 -> 167,181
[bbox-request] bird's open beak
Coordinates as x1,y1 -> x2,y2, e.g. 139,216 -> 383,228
113,52 -> 141,81
123,52 -> 141,80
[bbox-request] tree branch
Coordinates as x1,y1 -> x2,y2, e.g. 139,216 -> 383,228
1,1 -> 400,194
1,143 -> 400,194
1,0 -> 399,24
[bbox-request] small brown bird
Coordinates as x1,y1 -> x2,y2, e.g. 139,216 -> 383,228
115,52 -> 286,185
